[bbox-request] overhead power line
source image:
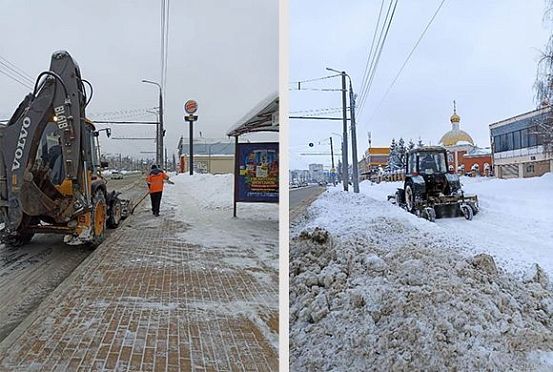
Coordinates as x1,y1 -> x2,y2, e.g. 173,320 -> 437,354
0,54 -> 34,89
0,68 -> 33,89
358,0 -> 398,114
367,0 -> 448,121
359,0 -> 386,105
0,57 -> 34,88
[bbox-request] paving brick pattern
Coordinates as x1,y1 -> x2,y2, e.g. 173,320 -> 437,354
0,209 -> 278,371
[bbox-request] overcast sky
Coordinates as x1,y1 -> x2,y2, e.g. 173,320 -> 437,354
0,0 -> 277,159
290,0 -> 550,169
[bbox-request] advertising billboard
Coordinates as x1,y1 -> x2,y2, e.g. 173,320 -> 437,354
235,142 -> 279,203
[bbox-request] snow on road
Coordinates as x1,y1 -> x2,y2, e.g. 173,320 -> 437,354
290,174 -> 553,370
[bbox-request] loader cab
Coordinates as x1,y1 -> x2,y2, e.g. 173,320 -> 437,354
36,120 -> 65,185
83,120 -> 103,178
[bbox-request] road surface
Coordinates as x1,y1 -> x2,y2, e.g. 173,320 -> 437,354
0,172 -> 146,342
289,185 -> 326,222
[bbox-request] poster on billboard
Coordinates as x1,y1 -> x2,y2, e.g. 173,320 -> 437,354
235,142 -> 279,203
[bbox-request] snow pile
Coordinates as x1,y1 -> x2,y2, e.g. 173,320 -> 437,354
290,230 -> 553,371
358,174 -> 553,277
172,173 -> 234,210
290,176 -> 553,370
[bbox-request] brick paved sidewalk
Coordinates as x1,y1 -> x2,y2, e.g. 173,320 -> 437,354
0,204 -> 279,371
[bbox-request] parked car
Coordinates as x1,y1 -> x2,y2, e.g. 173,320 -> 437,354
110,170 -> 124,180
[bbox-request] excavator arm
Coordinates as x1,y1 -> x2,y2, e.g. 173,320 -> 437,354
0,51 -> 89,235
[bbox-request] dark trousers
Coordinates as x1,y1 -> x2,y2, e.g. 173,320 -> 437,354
150,191 -> 162,215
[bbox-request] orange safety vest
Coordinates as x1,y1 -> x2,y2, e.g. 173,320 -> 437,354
146,171 -> 168,193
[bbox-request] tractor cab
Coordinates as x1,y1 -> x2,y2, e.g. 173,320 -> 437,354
390,146 -> 479,221
407,148 -> 449,176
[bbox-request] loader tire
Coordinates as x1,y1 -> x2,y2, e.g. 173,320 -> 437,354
90,190 -> 107,247
405,183 -> 416,213
3,232 -> 34,247
2,216 -> 38,247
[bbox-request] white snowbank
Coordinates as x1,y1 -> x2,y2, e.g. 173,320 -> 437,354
355,174 -> 553,278
163,173 -> 279,269
170,173 -> 234,210
290,174 -> 553,370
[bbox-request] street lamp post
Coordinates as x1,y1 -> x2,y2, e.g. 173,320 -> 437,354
326,67 -> 360,193
142,80 -> 164,168
146,108 -> 160,165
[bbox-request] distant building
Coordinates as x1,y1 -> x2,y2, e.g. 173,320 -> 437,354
308,163 -> 324,182
359,147 -> 390,179
179,141 -> 234,174
290,169 -> 310,183
490,106 -> 553,178
439,103 -> 492,176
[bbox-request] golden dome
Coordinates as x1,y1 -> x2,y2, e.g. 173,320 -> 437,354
450,112 -> 461,123
439,129 -> 474,146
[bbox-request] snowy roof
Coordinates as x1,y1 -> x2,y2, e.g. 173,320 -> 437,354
226,93 -> 279,137
489,105 -> 552,129
464,147 -> 491,157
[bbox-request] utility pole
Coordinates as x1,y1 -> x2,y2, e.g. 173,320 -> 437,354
159,90 -> 164,168
329,137 -> 335,185
349,80 -> 360,193
341,71 -> 349,191
189,121 -> 194,175
142,80 -> 164,166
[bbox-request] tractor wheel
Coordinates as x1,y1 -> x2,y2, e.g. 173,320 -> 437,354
405,183 -> 416,213
423,207 -> 436,222
107,198 -> 122,228
460,204 -> 473,221
395,190 -> 402,206
90,190 -> 107,247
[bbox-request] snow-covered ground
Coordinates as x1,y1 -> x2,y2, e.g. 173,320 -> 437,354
290,174 -> 553,370
353,174 -> 553,278
156,173 -> 280,349
162,173 -> 278,270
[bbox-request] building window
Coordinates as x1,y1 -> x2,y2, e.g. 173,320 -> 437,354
513,130 -> 521,150
521,128 -> 528,148
507,132 -> 514,149
496,134 -> 506,151
526,164 -> 535,173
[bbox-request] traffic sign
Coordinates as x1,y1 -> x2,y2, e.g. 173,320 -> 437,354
184,99 -> 198,114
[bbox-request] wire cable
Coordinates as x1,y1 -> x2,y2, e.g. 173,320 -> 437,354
359,0 -> 386,104
366,0 -> 447,121
358,0 -> 398,114
0,68 -> 33,89
0,55 -> 34,84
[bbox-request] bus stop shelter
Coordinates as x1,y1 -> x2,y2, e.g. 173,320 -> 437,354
226,93 -> 279,217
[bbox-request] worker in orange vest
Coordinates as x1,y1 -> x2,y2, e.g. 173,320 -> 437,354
146,164 -> 170,216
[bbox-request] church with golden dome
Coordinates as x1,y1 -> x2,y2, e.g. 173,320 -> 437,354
438,101 -> 492,175
439,102 -> 475,147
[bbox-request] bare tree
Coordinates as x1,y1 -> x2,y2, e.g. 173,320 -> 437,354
533,0 -> 553,155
